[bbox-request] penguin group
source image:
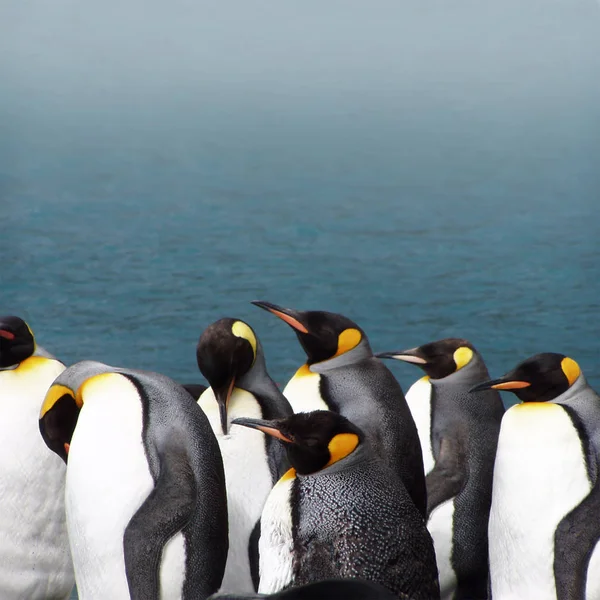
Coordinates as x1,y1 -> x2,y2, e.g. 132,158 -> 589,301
1,304 -> 599,600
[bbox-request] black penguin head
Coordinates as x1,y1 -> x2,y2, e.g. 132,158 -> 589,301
376,338 -> 475,379
39,383 -> 82,463
0,316 -> 35,368
252,301 -> 367,365
196,318 -> 258,434
469,353 -> 581,402
232,411 -> 363,475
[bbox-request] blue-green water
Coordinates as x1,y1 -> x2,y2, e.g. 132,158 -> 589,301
3,0 -> 599,400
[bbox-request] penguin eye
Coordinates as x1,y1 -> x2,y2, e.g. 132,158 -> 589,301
304,437 -> 320,448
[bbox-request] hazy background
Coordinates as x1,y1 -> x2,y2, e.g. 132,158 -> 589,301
2,0 -> 599,396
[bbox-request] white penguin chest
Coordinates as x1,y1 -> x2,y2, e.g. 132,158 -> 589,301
489,403 -> 591,600
283,367 -> 328,414
0,359 -> 74,599
66,374 -> 156,599
258,473 -> 296,594
199,387 -> 273,593
406,376 -> 435,475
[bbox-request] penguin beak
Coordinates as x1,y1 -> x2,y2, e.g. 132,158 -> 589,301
375,348 -> 428,365
231,417 -> 294,443
251,301 -> 309,334
214,378 -> 236,435
0,329 -> 15,340
469,377 -> 531,393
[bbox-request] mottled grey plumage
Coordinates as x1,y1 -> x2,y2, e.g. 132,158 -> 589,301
427,351 -> 504,599
208,578 -> 398,599
315,341 -> 427,519
290,445 -> 439,599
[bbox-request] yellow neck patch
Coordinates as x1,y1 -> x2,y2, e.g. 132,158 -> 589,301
419,375 -> 430,383
76,372 -> 119,406
325,433 -> 360,467
334,328 -> 361,357
40,384 -> 76,418
15,356 -> 51,375
279,467 -> 297,482
561,357 -> 580,386
293,364 -> 314,378
453,347 -> 473,371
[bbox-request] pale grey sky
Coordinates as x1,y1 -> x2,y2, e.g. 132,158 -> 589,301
2,0 -> 599,112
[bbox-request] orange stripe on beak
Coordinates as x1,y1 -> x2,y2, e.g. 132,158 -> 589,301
491,381 -> 531,390
255,426 -> 294,443
267,309 -> 309,334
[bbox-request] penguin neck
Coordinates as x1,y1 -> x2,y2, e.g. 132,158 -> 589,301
296,443 -> 371,478
552,373 -> 591,405
428,352 -> 486,386
308,338 -> 373,374
236,351 -> 293,419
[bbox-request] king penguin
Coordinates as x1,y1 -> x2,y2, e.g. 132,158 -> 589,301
196,318 -> 293,593
251,301 -> 427,518
39,360 -> 228,600
208,578 -> 399,599
471,353 -> 600,600
377,338 -> 505,600
0,316 -> 74,600
232,411 -> 440,599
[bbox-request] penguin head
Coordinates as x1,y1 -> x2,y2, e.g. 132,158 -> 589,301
469,353 -> 581,402
196,318 -> 259,435
0,316 -> 35,368
232,411 -> 362,475
252,301 -> 368,366
376,337 -> 475,379
39,361 -> 112,462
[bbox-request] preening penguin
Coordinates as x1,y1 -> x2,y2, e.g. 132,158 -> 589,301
0,316 -> 74,600
196,318 -> 292,593
251,301 -> 427,518
472,353 -> 600,600
233,411 -> 440,599
377,338 -> 504,600
208,578 -> 399,599
39,360 -> 228,600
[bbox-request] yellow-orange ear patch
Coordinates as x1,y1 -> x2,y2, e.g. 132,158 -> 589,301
326,433 -> 360,467
335,328 -> 362,357
232,321 -> 257,359
561,357 -> 580,386
453,347 -> 473,371
40,384 -> 76,418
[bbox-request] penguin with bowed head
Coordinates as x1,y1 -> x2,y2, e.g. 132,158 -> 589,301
208,578 -> 399,599
196,318 -> 293,593
39,360 -> 228,600
0,316 -> 74,600
251,301 -> 427,519
471,353 -> 600,600
377,338 -> 504,600
232,410 -> 440,599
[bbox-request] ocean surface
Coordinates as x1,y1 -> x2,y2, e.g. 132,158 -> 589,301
2,98 -> 599,397
1,1 -> 599,597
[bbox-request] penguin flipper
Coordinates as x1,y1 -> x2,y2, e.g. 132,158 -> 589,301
426,436 -> 467,517
554,486 -> 600,600
248,519 -> 261,591
123,447 -> 196,600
